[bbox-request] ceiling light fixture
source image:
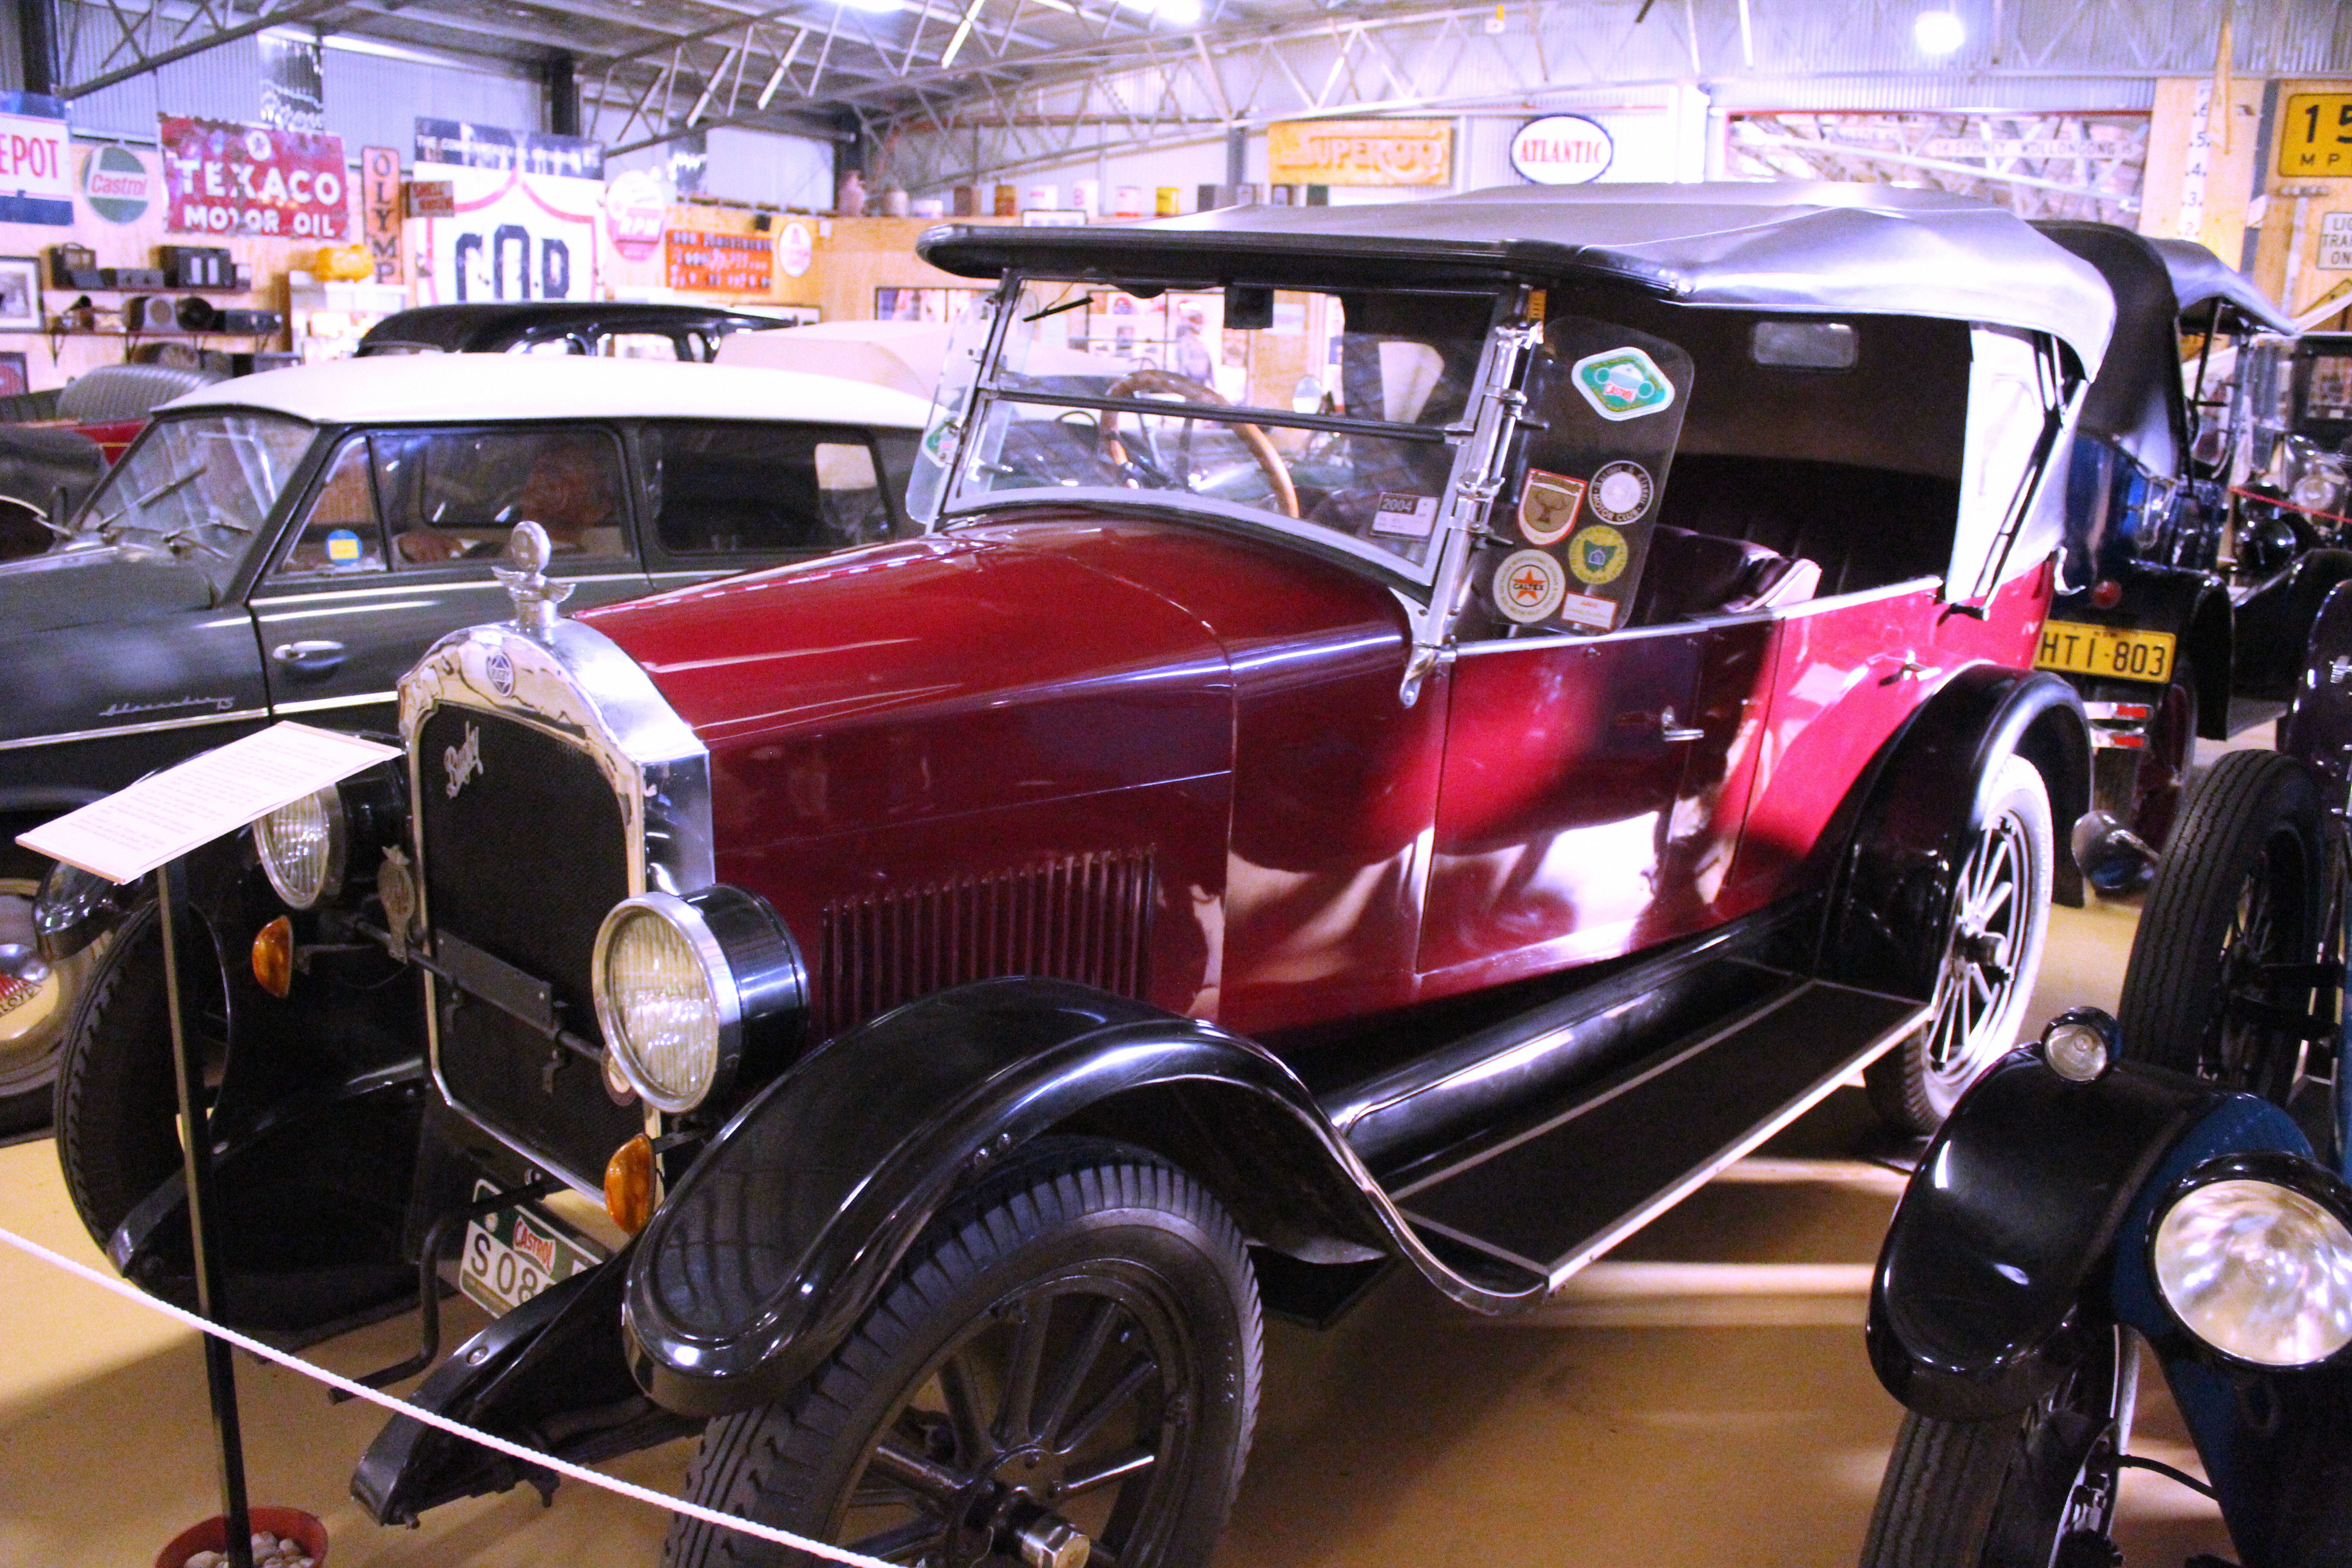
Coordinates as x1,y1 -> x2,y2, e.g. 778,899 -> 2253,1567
1912,10 -> 1965,56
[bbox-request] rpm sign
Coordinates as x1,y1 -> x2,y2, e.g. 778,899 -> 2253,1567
1511,115 -> 1614,185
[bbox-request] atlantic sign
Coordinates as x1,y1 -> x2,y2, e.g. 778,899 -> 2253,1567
1510,114 -> 1614,185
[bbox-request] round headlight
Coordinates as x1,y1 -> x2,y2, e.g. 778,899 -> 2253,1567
2290,470 -> 2345,515
594,899 -> 728,1112
252,785 -> 347,910
591,887 -> 806,1115
2154,1172 -> 2352,1366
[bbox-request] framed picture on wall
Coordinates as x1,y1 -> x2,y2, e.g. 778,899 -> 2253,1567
0,352 -> 29,398
0,258 -> 40,330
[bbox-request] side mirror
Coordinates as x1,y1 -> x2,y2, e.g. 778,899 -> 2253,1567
2070,809 -> 2158,895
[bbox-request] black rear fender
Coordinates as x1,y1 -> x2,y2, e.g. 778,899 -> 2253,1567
1869,1048 -> 2300,1422
1824,664 -> 2089,994
623,977 -> 1532,1419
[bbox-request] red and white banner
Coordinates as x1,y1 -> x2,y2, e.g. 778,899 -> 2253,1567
158,116 -> 349,238
412,162 -> 600,304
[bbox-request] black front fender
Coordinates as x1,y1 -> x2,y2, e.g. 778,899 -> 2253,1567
622,978 -> 1480,1419
1867,1049 -> 2302,1422
1826,664 -> 2089,994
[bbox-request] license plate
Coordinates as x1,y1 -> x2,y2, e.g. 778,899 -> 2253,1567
457,1181 -> 607,1317
2034,621 -> 2176,684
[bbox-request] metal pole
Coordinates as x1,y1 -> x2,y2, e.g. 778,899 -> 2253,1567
157,857 -> 256,1568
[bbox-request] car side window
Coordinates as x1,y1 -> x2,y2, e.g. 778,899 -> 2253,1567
641,422 -> 898,555
272,436 -> 386,577
372,427 -> 630,568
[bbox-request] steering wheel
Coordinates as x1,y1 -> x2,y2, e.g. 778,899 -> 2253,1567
1098,367 -> 1300,520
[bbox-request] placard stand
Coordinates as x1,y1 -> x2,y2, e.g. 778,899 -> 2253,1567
15,720 -> 402,1568
158,853 -> 255,1568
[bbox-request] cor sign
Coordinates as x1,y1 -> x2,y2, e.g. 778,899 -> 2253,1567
1510,115 -> 1614,185
159,116 -> 349,239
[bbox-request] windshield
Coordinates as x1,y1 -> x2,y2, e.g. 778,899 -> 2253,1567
947,279 -> 1495,582
73,412 -> 315,593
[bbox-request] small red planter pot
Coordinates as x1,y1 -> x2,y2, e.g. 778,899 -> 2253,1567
154,1507 -> 328,1568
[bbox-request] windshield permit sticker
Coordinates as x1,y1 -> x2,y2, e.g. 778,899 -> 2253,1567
1567,524 -> 1630,585
1558,591 -> 1616,632
1571,348 -> 1676,421
1588,461 -> 1654,525
1371,492 -> 1440,539
1518,470 -> 1587,545
1493,549 -> 1567,625
325,529 -> 363,565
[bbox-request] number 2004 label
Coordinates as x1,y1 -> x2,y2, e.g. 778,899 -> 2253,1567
2034,621 -> 2176,683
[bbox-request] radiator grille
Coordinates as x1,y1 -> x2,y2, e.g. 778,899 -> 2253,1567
817,851 -> 1155,1037
416,706 -> 642,1182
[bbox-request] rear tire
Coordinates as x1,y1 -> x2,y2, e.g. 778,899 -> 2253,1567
1868,755 -> 2054,1136
1859,1326 -> 2135,1568
666,1139 -> 1261,1568
2117,748 -> 2329,1105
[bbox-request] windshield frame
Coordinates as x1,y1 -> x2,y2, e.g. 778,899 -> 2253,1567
934,273 -> 1520,594
69,407 -> 323,598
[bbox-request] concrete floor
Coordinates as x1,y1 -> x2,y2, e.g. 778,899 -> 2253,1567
0,848 -> 2241,1566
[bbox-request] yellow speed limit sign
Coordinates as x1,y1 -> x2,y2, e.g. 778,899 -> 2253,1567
2281,93 -> 2352,179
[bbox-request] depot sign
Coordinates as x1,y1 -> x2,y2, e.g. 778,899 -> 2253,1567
1510,114 -> 1614,185
0,92 -> 72,225
158,115 -> 349,239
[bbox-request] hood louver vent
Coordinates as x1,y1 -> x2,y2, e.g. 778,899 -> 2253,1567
817,850 -> 1155,1037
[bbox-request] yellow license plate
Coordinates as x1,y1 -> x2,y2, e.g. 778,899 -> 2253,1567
2035,621 -> 2176,683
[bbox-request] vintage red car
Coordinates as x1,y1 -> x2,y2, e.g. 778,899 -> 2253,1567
60,183 -> 2112,1567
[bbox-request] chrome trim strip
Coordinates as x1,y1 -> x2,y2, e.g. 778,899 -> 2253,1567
1450,576 -> 1940,657
274,690 -> 397,715
250,573 -> 644,607
0,707 -> 267,751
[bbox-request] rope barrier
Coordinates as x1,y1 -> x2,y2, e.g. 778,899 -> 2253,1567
0,1222 -> 897,1568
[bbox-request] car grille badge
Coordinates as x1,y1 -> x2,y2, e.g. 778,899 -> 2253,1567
493,520 -> 575,641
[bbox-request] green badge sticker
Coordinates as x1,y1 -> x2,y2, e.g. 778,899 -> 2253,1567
1570,346 -> 1675,421
1568,523 -> 1628,585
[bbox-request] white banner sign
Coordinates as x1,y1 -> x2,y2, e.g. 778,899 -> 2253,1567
412,160 -> 601,305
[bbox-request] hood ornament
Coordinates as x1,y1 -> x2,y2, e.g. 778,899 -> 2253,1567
493,520 -> 573,641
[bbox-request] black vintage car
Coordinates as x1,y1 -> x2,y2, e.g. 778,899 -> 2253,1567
1861,581 -> 2352,1568
2028,225 -> 2301,853
354,301 -> 787,361
2235,329 -> 2352,558
0,352 -> 931,1132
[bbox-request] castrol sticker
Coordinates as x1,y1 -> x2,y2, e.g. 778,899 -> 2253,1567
1493,549 -> 1567,624
1517,469 -> 1587,545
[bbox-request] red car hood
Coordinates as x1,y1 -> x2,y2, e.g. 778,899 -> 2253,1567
579,529 -> 1235,752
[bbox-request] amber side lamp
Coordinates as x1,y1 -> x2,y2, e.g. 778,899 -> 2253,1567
250,916 -> 294,999
606,1133 -> 655,1234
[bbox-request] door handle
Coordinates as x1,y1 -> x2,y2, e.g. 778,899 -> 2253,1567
1658,706 -> 1705,743
271,639 -> 346,679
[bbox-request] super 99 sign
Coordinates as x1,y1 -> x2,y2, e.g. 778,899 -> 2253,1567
159,116 -> 348,239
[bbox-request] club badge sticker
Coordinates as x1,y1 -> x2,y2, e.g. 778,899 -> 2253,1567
1588,460 -> 1654,524
1493,549 -> 1568,625
1570,346 -> 1675,421
1517,469 -> 1588,546
1567,523 -> 1629,585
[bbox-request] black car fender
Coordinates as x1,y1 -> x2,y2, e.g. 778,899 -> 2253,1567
1867,1049 -> 2302,1423
622,976 -> 1546,1418
2049,561 -> 2231,738
2240,549 -> 2352,704
1822,663 -> 2089,997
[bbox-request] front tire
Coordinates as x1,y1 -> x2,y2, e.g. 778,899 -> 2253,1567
667,1139 -> 1263,1568
2117,748 -> 2328,1106
1860,1326 -> 2136,1568
1868,755 -> 2055,1136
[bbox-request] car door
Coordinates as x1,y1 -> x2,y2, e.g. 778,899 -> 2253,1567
249,424 -> 651,730
1417,315 -> 1743,982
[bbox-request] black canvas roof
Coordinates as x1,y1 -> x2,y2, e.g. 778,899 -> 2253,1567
2146,238 -> 2295,333
356,301 -> 779,355
920,181 -> 2115,373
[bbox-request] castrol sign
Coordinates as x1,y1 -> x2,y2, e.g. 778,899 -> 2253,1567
1509,115 -> 1614,186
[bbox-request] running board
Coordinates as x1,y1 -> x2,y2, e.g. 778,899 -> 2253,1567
1381,980 -> 1927,1291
